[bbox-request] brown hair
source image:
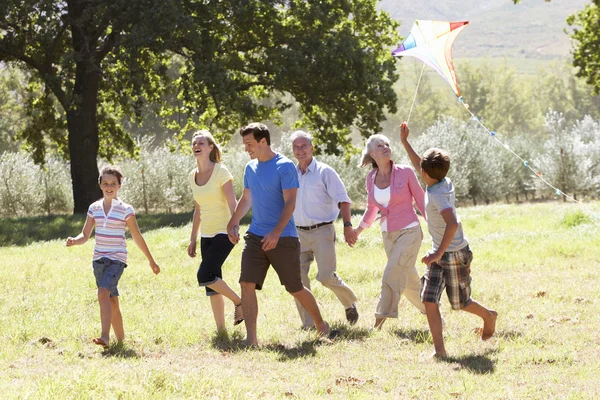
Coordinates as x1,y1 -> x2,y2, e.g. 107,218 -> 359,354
239,122 -> 271,145
98,165 -> 124,184
420,148 -> 450,181
192,130 -> 221,163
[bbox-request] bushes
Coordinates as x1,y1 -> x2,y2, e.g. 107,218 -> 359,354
1,114 -> 599,217
0,152 -> 73,217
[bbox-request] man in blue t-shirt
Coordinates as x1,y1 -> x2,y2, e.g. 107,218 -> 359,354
227,123 -> 331,346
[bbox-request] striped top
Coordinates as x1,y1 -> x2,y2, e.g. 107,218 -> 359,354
87,198 -> 134,263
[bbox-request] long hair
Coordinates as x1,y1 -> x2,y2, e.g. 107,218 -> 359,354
192,130 -> 221,163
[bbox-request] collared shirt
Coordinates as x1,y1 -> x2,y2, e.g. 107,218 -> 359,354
294,157 -> 352,227
359,161 -> 425,232
87,198 -> 134,263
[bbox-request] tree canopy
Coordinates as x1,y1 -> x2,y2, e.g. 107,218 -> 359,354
0,0 -> 400,213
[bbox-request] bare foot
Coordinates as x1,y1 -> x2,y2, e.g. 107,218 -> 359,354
92,337 -> 109,348
431,351 -> 448,360
373,317 -> 387,330
481,310 -> 498,340
316,321 -> 330,337
243,338 -> 258,348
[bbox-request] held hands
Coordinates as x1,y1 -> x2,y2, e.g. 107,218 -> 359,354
343,226 -> 357,248
227,221 -> 240,245
421,250 -> 442,266
400,121 -> 410,142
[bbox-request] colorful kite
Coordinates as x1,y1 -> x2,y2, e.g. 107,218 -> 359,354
392,20 -> 583,205
392,20 -> 468,97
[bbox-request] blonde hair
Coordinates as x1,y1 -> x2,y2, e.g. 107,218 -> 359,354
191,130 -> 221,163
359,134 -> 390,169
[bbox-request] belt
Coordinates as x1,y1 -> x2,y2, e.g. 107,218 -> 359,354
296,221 -> 333,231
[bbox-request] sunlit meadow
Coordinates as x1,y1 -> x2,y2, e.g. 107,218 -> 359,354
1,202 -> 599,399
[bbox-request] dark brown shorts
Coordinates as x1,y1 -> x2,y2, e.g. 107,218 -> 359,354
240,232 -> 304,293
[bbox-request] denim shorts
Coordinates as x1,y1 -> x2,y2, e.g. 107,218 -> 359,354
93,257 -> 127,297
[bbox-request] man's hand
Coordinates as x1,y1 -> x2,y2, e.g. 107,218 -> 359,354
343,226 -> 357,247
227,221 -> 240,244
261,231 -> 281,251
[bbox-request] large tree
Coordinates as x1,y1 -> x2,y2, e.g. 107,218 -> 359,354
0,0 -> 400,213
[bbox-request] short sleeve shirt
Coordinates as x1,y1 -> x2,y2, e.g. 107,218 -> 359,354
189,163 -> 234,237
243,153 -> 299,237
425,178 -> 468,252
87,198 -> 134,263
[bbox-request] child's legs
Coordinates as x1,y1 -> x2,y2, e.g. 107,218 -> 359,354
110,296 -> 124,342
98,288 -> 112,340
93,258 -> 126,342
424,302 -> 446,357
209,294 -> 226,332
421,262 -> 446,356
198,234 -> 235,297
461,301 -> 497,340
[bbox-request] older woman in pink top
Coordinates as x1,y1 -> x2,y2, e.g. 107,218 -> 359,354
354,133 -> 427,330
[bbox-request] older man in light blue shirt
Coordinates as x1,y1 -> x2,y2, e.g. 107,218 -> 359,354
291,130 -> 359,327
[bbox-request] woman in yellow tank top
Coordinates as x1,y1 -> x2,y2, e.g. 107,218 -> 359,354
188,130 -> 243,333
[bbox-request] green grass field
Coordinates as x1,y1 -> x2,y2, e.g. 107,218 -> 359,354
1,201 -> 599,399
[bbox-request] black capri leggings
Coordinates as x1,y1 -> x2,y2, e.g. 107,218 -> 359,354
197,233 -> 235,296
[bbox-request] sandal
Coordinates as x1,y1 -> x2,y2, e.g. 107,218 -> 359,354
234,303 -> 244,326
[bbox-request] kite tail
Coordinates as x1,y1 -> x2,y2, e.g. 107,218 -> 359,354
456,96 -> 583,205
406,63 -> 426,125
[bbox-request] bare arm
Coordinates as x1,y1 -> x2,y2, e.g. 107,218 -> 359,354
66,215 -> 95,246
126,215 -> 160,274
227,188 -> 252,244
261,188 -> 297,251
421,209 -> 458,265
187,201 -> 201,258
400,123 -> 422,172
222,180 -> 237,216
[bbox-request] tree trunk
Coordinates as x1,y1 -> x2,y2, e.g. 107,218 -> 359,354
66,66 -> 102,213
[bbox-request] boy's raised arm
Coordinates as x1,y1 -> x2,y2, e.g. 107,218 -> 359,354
400,122 -> 422,173
126,215 -> 161,275
66,215 -> 95,246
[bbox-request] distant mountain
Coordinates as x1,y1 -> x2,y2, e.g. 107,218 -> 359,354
378,0 -> 589,59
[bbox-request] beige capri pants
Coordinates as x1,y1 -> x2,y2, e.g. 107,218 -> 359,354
375,225 -> 426,318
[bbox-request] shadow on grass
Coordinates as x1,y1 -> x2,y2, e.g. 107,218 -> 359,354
443,349 -> 497,374
101,342 -> 140,359
209,324 -> 371,360
1,211 -> 254,247
391,328 -> 432,344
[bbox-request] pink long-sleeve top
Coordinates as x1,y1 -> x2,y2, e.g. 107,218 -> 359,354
359,162 -> 426,231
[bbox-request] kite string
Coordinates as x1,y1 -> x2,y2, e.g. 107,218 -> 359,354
457,97 -> 583,205
406,63 -> 426,125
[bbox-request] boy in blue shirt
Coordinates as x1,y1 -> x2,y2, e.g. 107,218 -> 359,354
400,123 -> 497,358
227,123 -> 331,346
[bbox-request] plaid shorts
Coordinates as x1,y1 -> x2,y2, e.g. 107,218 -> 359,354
421,246 -> 473,310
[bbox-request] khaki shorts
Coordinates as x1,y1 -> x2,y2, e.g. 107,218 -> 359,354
240,232 -> 304,293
